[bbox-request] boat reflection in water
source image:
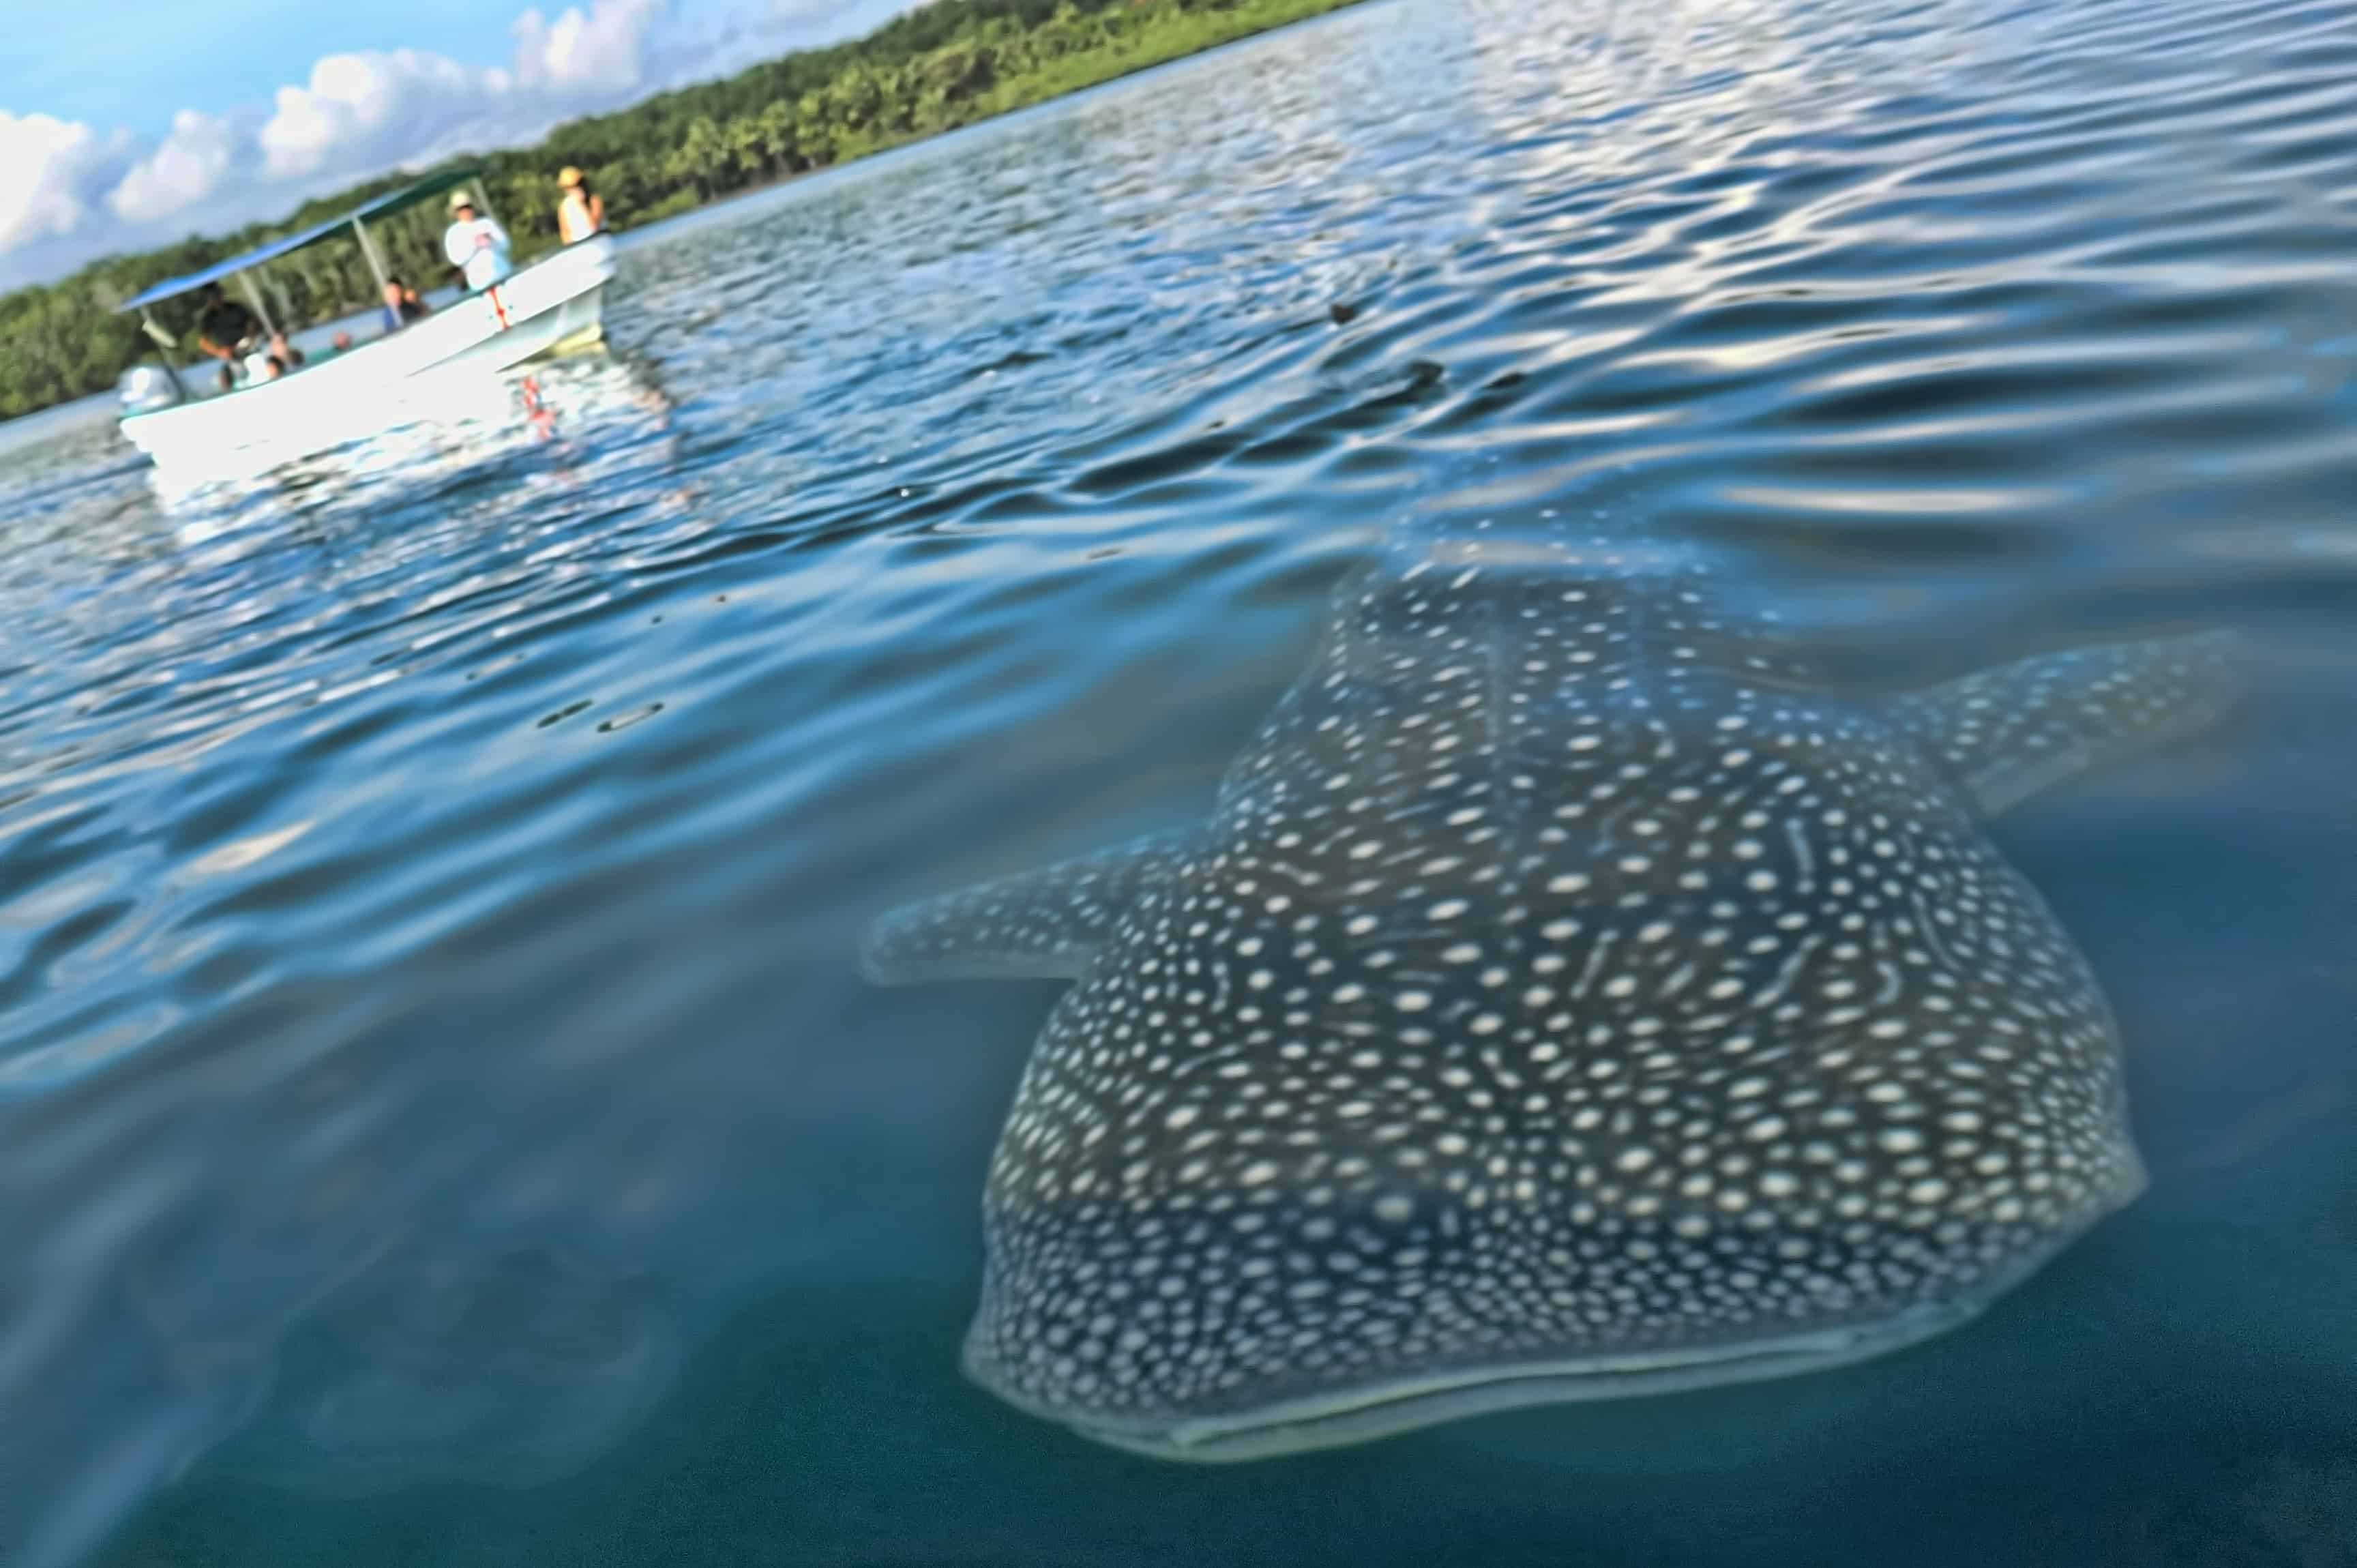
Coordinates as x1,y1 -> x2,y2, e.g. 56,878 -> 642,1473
158,349 -> 680,544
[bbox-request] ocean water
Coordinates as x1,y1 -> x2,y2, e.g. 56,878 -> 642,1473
3,0 -> 2354,1561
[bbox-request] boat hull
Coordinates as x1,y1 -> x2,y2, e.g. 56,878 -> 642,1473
121,235 -> 617,477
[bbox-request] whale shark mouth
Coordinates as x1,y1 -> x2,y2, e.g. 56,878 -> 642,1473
974,1294 -> 1998,1464
961,1165 -> 2147,1464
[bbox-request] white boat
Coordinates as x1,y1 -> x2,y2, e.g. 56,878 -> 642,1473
114,170 -> 616,479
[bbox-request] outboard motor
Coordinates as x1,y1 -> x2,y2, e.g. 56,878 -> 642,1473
117,362 -> 186,415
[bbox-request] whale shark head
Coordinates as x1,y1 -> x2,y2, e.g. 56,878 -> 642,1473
867,533 -> 2236,1460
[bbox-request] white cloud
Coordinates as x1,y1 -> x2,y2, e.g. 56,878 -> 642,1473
257,48 -> 514,182
0,111 -> 132,256
251,0 -> 681,189
514,0 -> 668,95
108,111 -> 238,226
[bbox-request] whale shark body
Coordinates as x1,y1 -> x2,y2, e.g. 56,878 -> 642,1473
865,522 -> 2235,1462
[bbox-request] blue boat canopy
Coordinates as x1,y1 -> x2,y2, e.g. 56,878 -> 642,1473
117,168 -> 484,313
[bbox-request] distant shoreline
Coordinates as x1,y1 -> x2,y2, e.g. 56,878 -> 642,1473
0,0 -> 1379,428
591,0 -> 1389,238
615,0 -> 1385,248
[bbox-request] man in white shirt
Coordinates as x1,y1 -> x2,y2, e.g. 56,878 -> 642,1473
443,190 -> 513,292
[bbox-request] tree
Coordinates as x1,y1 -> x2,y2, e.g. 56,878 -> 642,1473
675,115 -> 732,199
755,99 -> 802,175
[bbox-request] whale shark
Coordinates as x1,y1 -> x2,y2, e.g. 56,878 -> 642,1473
864,517 -> 2236,1462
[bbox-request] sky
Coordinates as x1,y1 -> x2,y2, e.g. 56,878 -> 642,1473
0,0 -> 923,289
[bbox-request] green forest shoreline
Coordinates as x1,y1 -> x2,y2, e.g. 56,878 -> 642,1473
0,0 -> 1373,424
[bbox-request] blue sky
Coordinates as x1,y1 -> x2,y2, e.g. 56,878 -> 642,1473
2,0 -> 748,137
0,0 -> 917,287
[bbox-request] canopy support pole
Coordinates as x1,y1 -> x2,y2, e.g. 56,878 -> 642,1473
138,308 -> 188,398
136,308 -> 179,366
236,271 -> 278,339
351,218 -> 393,299
470,177 -> 505,233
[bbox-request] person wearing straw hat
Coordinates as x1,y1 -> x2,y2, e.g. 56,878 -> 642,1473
556,166 -> 605,245
442,188 -> 513,292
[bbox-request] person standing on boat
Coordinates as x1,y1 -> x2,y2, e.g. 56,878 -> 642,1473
194,282 -> 260,370
556,166 -> 604,244
443,190 -> 513,292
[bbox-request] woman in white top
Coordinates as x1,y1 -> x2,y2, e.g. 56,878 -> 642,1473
442,190 -> 513,293
557,167 -> 606,246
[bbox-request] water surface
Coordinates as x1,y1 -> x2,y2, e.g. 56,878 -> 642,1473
1,0 -> 2353,1561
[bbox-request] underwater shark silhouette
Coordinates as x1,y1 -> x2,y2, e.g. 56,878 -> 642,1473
865,520 -> 2236,1462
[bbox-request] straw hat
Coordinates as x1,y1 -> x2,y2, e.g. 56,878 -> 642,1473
558,166 -> 584,188
448,188 -> 476,211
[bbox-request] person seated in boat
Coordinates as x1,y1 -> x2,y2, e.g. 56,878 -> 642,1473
262,355 -> 287,381
329,331 -> 355,356
194,282 -> 260,368
268,331 -> 304,369
443,190 -> 513,292
215,364 -> 235,396
381,276 -> 431,331
556,166 -> 604,244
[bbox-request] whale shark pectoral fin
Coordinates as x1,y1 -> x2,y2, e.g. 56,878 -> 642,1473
1889,630 -> 2242,816
860,827 -> 1200,985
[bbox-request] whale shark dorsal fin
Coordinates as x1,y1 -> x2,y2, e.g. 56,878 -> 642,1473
1888,630 -> 2240,816
861,827 -> 1200,984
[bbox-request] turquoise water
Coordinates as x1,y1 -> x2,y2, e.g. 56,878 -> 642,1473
2,0 -> 2353,1560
